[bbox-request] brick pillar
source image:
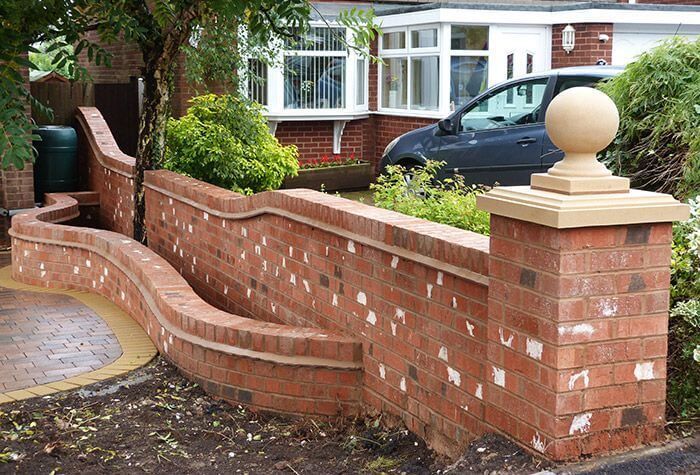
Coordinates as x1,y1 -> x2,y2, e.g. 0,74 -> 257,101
477,86 -> 688,461
486,216 -> 672,460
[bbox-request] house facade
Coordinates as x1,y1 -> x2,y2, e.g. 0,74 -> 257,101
78,0 -> 700,169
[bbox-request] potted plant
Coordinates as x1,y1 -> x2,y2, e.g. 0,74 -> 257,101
282,153 -> 373,192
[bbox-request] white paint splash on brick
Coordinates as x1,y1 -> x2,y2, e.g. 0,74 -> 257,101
493,367 -> 505,387
282,257 -> 286,268
290,274 -> 297,286
224,285 -> 229,295
568,369 -> 590,391
347,240 -> 356,254
86,259 -> 91,268
289,246 -> 293,257
447,366 -> 461,387
247,288 -> 252,299
41,271 -> 47,278
203,211 -> 209,221
73,266 -> 79,274
391,256 -> 399,269
634,361 -> 655,381
325,246 -> 329,257
569,413 -> 592,435
395,308 -> 406,324
427,284 -> 433,299
465,320 -> 475,338
240,250 -> 246,260
438,346 -> 448,362
271,302 -> 277,314
531,433 -> 546,453
437,272 -> 444,285
379,363 -> 386,379
262,261 -> 268,272
255,245 -> 261,255
357,291 -> 367,305
262,236 -> 267,246
400,377 -> 407,392
303,252 -> 309,264
366,310 -> 377,326
499,328 -> 514,348
188,224 -> 193,233
332,293 -> 338,306
452,297 -> 458,309
475,383 -> 483,400
558,323 -> 594,337
241,227 -> 247,237
526,338 -> 543,360
193,257 -> 197,265
391,321 -> 397,336
103,267 -> 109,276
303,279 -> 311,293
121,291 -> 126,301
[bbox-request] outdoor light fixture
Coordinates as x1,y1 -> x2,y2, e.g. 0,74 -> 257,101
562,24 -> 576,53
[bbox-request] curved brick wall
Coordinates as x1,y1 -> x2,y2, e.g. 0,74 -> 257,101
144,169 -> 491,452
10,193 -> 363,416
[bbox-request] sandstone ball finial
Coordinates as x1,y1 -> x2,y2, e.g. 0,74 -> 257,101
545,86 -> 619,156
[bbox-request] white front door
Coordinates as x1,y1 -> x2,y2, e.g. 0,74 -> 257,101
490,26 -> 550,87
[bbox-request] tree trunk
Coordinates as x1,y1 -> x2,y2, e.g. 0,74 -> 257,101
133,50 -> 174,243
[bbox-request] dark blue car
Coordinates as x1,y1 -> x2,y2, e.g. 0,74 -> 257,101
379,66 -> 623,186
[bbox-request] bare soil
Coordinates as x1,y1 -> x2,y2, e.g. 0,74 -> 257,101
0,357 -> 554,474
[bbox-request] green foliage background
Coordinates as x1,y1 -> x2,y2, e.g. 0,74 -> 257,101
371,161 -> 490,235
599,37 -> 700,199
164,94 -> 299,194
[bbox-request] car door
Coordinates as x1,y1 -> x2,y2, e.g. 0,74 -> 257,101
540,75 -> 608,171
437,76 -> 550,186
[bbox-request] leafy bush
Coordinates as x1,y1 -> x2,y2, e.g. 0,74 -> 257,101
598,37 -> 700,199
164,94 -> 298,194
669,197 -> 700,419
371,160 -> 490,235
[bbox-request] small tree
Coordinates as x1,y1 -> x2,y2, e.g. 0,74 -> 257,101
599,37 -> 700,199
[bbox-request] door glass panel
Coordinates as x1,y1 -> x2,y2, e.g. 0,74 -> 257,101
459,78 -> 548,132
526,53 -> 534,74
506,53 -> 514,105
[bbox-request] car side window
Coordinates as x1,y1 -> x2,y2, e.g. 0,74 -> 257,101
554,76 -> 600,97
459,78 -> 548,133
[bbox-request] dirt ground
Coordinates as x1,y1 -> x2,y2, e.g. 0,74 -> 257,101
0,357 -> 555,474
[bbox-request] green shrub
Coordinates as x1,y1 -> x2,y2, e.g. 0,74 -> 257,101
598,37 -> 700,199
164,94 -> 298,194
371,160 -> 490,235
669,196 -> 700,419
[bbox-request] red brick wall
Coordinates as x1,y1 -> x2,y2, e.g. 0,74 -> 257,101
276,119 -> 369,164
11,191 -> 363,416
75,107 -> 136,237
552,24 -> 614,68
145,169 -> 491,455
487,216 -> 671,460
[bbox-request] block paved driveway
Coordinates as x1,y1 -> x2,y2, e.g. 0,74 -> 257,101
0,256 -> 122,392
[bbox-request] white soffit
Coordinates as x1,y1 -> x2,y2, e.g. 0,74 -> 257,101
378,8 -> 700,28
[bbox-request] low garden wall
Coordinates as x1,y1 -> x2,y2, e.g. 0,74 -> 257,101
9,106 -> 677,461
10,192 -> 363,415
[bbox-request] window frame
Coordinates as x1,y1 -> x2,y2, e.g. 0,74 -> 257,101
449,24 -> 491,111
378,24 -> 441,113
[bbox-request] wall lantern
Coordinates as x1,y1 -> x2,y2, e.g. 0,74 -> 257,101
562,24 -> 576,54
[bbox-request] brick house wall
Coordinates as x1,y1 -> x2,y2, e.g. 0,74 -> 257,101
551,23 -> 614,68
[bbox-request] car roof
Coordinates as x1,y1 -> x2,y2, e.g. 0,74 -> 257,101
526,65 -> 624,79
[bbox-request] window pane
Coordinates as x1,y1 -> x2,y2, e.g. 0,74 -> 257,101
411,28 -> 437,48
284,56 -> 346,109
451,25 -> 489,50
286,27 -> 345,51
247,59 -> 267,105
356,58 -> 366,105
382,31 -> 406,50
450,56 -> 488,108
381,58 -> 407,109
460,78 -> 548,132
411,56 -> 439,110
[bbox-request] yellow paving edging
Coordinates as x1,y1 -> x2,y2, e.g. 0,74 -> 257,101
0,265 -> 157,404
